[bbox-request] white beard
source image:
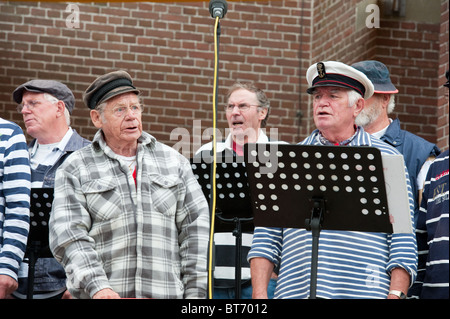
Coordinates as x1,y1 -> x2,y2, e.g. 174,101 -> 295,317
355,102 -> 383,127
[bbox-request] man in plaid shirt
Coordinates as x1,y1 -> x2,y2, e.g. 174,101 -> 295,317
49,71 -> 210,299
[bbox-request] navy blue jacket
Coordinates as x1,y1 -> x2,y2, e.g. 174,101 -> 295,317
380,119 -> 440,225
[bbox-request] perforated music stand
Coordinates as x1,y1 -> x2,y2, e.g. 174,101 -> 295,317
191,151 -> 254,298
244,144 -> 394,299
25,188 -> 54,299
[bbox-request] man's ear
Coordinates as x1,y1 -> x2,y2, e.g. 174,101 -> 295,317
381,93 -> 391,110
259,107 -> 268,121
354,97 -> 365,117
55,100 -> 66,117
90,109 -> 103,128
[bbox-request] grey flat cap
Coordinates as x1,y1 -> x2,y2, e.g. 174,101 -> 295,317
13,79 -> 75,114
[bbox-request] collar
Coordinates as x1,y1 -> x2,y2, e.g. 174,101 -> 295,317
370,118 -> 392,139
380,118 -> 402,145
223,129 -> 270,152
29,127 -> 74,157
318,126 -> 360,146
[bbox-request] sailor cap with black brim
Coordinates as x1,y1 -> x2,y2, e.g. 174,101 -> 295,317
306,61 -> 374,100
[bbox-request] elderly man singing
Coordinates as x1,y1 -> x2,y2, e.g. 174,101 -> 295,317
248,61 -> 417,299
49,71 -> 210,299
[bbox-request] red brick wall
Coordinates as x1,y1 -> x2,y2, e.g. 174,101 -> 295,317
302,0 -> 378,135
437,0 -> 449,149
375,16 -> 447,149
301,0 -> 448,151
1,0 -> 448,155
0,1 -> 307,157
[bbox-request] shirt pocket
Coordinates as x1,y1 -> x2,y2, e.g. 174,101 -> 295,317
149,174 -> 180,216
81,177 -> 122,221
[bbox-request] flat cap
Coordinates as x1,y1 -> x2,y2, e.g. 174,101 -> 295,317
306,61 -> 374,99
83,70 -> 140,109
352,60 -> 398,94
13,79 -> 75,114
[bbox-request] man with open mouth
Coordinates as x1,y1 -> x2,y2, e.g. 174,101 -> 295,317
249,61 -> 418,299
196,82 -> 283,299
49,70 -> 210,299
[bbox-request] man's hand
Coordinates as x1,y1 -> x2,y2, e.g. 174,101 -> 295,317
0,275 -> 18,299
250,257 -> 274,299
62,289 -> 72,299
92,288 -> 121,299
387,268 -> 410,299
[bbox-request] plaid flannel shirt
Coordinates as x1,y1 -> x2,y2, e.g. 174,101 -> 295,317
49,130 -> 210,299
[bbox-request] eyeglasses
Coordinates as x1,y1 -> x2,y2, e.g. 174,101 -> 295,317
111,104 -> 143,117
17,95 -> 59,113
225,103 -> 259,112
17,100 -> 42,112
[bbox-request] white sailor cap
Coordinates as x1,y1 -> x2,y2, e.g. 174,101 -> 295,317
306,61 -> 374,99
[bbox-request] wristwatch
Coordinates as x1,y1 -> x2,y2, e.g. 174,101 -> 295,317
388,290 -> 406,299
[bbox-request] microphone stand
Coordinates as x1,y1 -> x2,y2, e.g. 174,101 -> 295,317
216,215 -> 253,299
207,16 -> 220,299
207,0 -> 227,300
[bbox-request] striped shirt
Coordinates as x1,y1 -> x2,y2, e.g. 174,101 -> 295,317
248,128 -> 418,299
49,130 -> 210,299
196,131 -> 287,287
0,118 -> 31,281
409,150 -> 449,299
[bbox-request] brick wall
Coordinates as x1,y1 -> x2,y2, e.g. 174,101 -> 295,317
0,0 -> 448,156
374,1 -> 449,150
0,1 -> 308,157
302,0 -> 378,135
437,0 -> 449,148
300,0 -> 448,150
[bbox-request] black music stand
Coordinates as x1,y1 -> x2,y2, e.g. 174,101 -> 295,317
25,188 -> 54,299
244,144 -> 395,299
191,152 -> 253,298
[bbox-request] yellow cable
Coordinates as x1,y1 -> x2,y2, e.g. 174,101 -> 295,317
207,16 -> 219,299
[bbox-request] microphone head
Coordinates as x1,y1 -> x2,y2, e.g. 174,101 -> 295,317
209,0 -> 228,18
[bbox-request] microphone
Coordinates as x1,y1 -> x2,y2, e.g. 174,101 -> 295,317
209,0 -> 228,19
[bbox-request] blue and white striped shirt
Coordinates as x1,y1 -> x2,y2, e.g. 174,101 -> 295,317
409,150 -> 448,299
0,118 -> 31,281
248,128 -> 418,299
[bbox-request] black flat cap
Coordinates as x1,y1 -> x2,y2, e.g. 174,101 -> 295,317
13,79 -> 75,114
83,70 -> 140,109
